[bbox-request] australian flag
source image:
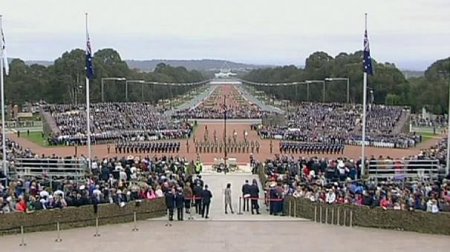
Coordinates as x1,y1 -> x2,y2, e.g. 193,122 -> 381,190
363,29 -> 373,75
86,32 -> 94,79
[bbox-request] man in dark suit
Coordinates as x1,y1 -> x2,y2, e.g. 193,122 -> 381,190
165,188 -> 176,221
242,180 -> 251,212
249,179 -> 260,215
201,185 -> 213,219
193,183 -> 203,214
175,187 -> 184,221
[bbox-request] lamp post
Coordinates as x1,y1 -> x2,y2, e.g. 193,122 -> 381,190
325,77 -> 350,103
306,80 -> 326,102
125,80 -> 145,102
101,77 -> 126,102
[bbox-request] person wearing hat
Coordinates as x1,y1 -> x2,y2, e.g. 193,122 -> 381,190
201,184 -> 213,219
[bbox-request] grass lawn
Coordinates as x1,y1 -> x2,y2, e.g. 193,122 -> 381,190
22,131 -> 50,147
420,132 -> 439,142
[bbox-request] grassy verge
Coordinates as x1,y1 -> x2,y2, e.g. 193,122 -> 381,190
22,131 -> 50,147
420,132 -> 440,142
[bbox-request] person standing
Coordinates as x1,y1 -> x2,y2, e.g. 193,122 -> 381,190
165,187 -> 176,221
201,185 -> 213,219
250,179 -> 260,215
175,187 -> 184,221
242,180 -> 251,212
224,183 -> 234,214
193,183 -> 203,214
183,182 -> 193,214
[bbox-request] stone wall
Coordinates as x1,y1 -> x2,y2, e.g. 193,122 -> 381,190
285,198 -> 450,235
0,199 -> 166,235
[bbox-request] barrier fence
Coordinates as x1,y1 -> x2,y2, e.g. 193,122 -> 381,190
0,198 -> 167,245
283,197 -> 450,235
284,199 -> 354,227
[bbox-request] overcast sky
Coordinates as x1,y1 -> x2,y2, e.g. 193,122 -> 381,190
2,0 -> 450,70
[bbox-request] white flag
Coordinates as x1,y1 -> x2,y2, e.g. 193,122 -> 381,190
1,27 -> 9,75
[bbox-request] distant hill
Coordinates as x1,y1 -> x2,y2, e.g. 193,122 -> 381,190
402,70 -> 424,79
125,59 -> 273,72
24,60 -> 53,67
23,59 -> 273,72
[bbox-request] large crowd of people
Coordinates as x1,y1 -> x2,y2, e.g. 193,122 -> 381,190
256,154 -> 450,214
258,103 -> 420,148
43,103 -> 193,145
172,85 -> 267,119
411,114 -> 447,128
0,154 -> 205,217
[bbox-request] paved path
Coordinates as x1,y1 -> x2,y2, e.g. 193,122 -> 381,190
189,172 -> 292,221
1,214 -> 449,252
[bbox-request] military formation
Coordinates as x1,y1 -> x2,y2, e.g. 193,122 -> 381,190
279,141 -> 344,155
115,142 -> 181,154
194,139 -> 260,154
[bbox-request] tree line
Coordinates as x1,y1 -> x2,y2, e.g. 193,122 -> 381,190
4,48 -> 206,105
243,51 -> 450,114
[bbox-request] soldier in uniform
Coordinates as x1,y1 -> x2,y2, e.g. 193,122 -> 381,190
219,142 -> 223,153
255,141 -> 260,153
269,140 -> 272,154
250,140 -> 255,153
150,143 -> 155,153
195,141 -> 199,153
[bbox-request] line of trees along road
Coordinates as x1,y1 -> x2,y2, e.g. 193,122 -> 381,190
5,48 -> 206,105
243,51 -> 450,114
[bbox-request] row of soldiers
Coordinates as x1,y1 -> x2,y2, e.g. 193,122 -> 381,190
279,142 -> 345,155
194,140 -> 260,154
115,142 -> 181,154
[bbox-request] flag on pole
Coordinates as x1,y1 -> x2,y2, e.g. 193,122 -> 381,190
363,29 -> 373,76
85,26 -> 94,79
1,26 -> 9,75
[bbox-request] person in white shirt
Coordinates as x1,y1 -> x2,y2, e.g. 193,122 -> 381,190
326,188 -> 336,204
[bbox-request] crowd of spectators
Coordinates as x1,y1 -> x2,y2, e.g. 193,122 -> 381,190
257,154 -> 450,214
258,103 -> 419,148
0,155 -> 201,214
172,85 -> 267,119
0,136 -> 36,162
411,114 -> 447,128
43,103 -> 193,145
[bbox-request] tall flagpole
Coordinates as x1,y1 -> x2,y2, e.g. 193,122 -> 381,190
85,13 -> 92,170
0,15 -> 7,181
360,13 -> 368,179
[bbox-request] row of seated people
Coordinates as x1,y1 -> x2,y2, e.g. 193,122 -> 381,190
43,103 -> 192,144
115,142 -> 181,154
47,128 -> 192,146
257,103 -> 417,148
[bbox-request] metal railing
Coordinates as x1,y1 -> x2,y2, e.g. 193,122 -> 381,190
367,159 -> 442,182
12,158 -> 86,182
